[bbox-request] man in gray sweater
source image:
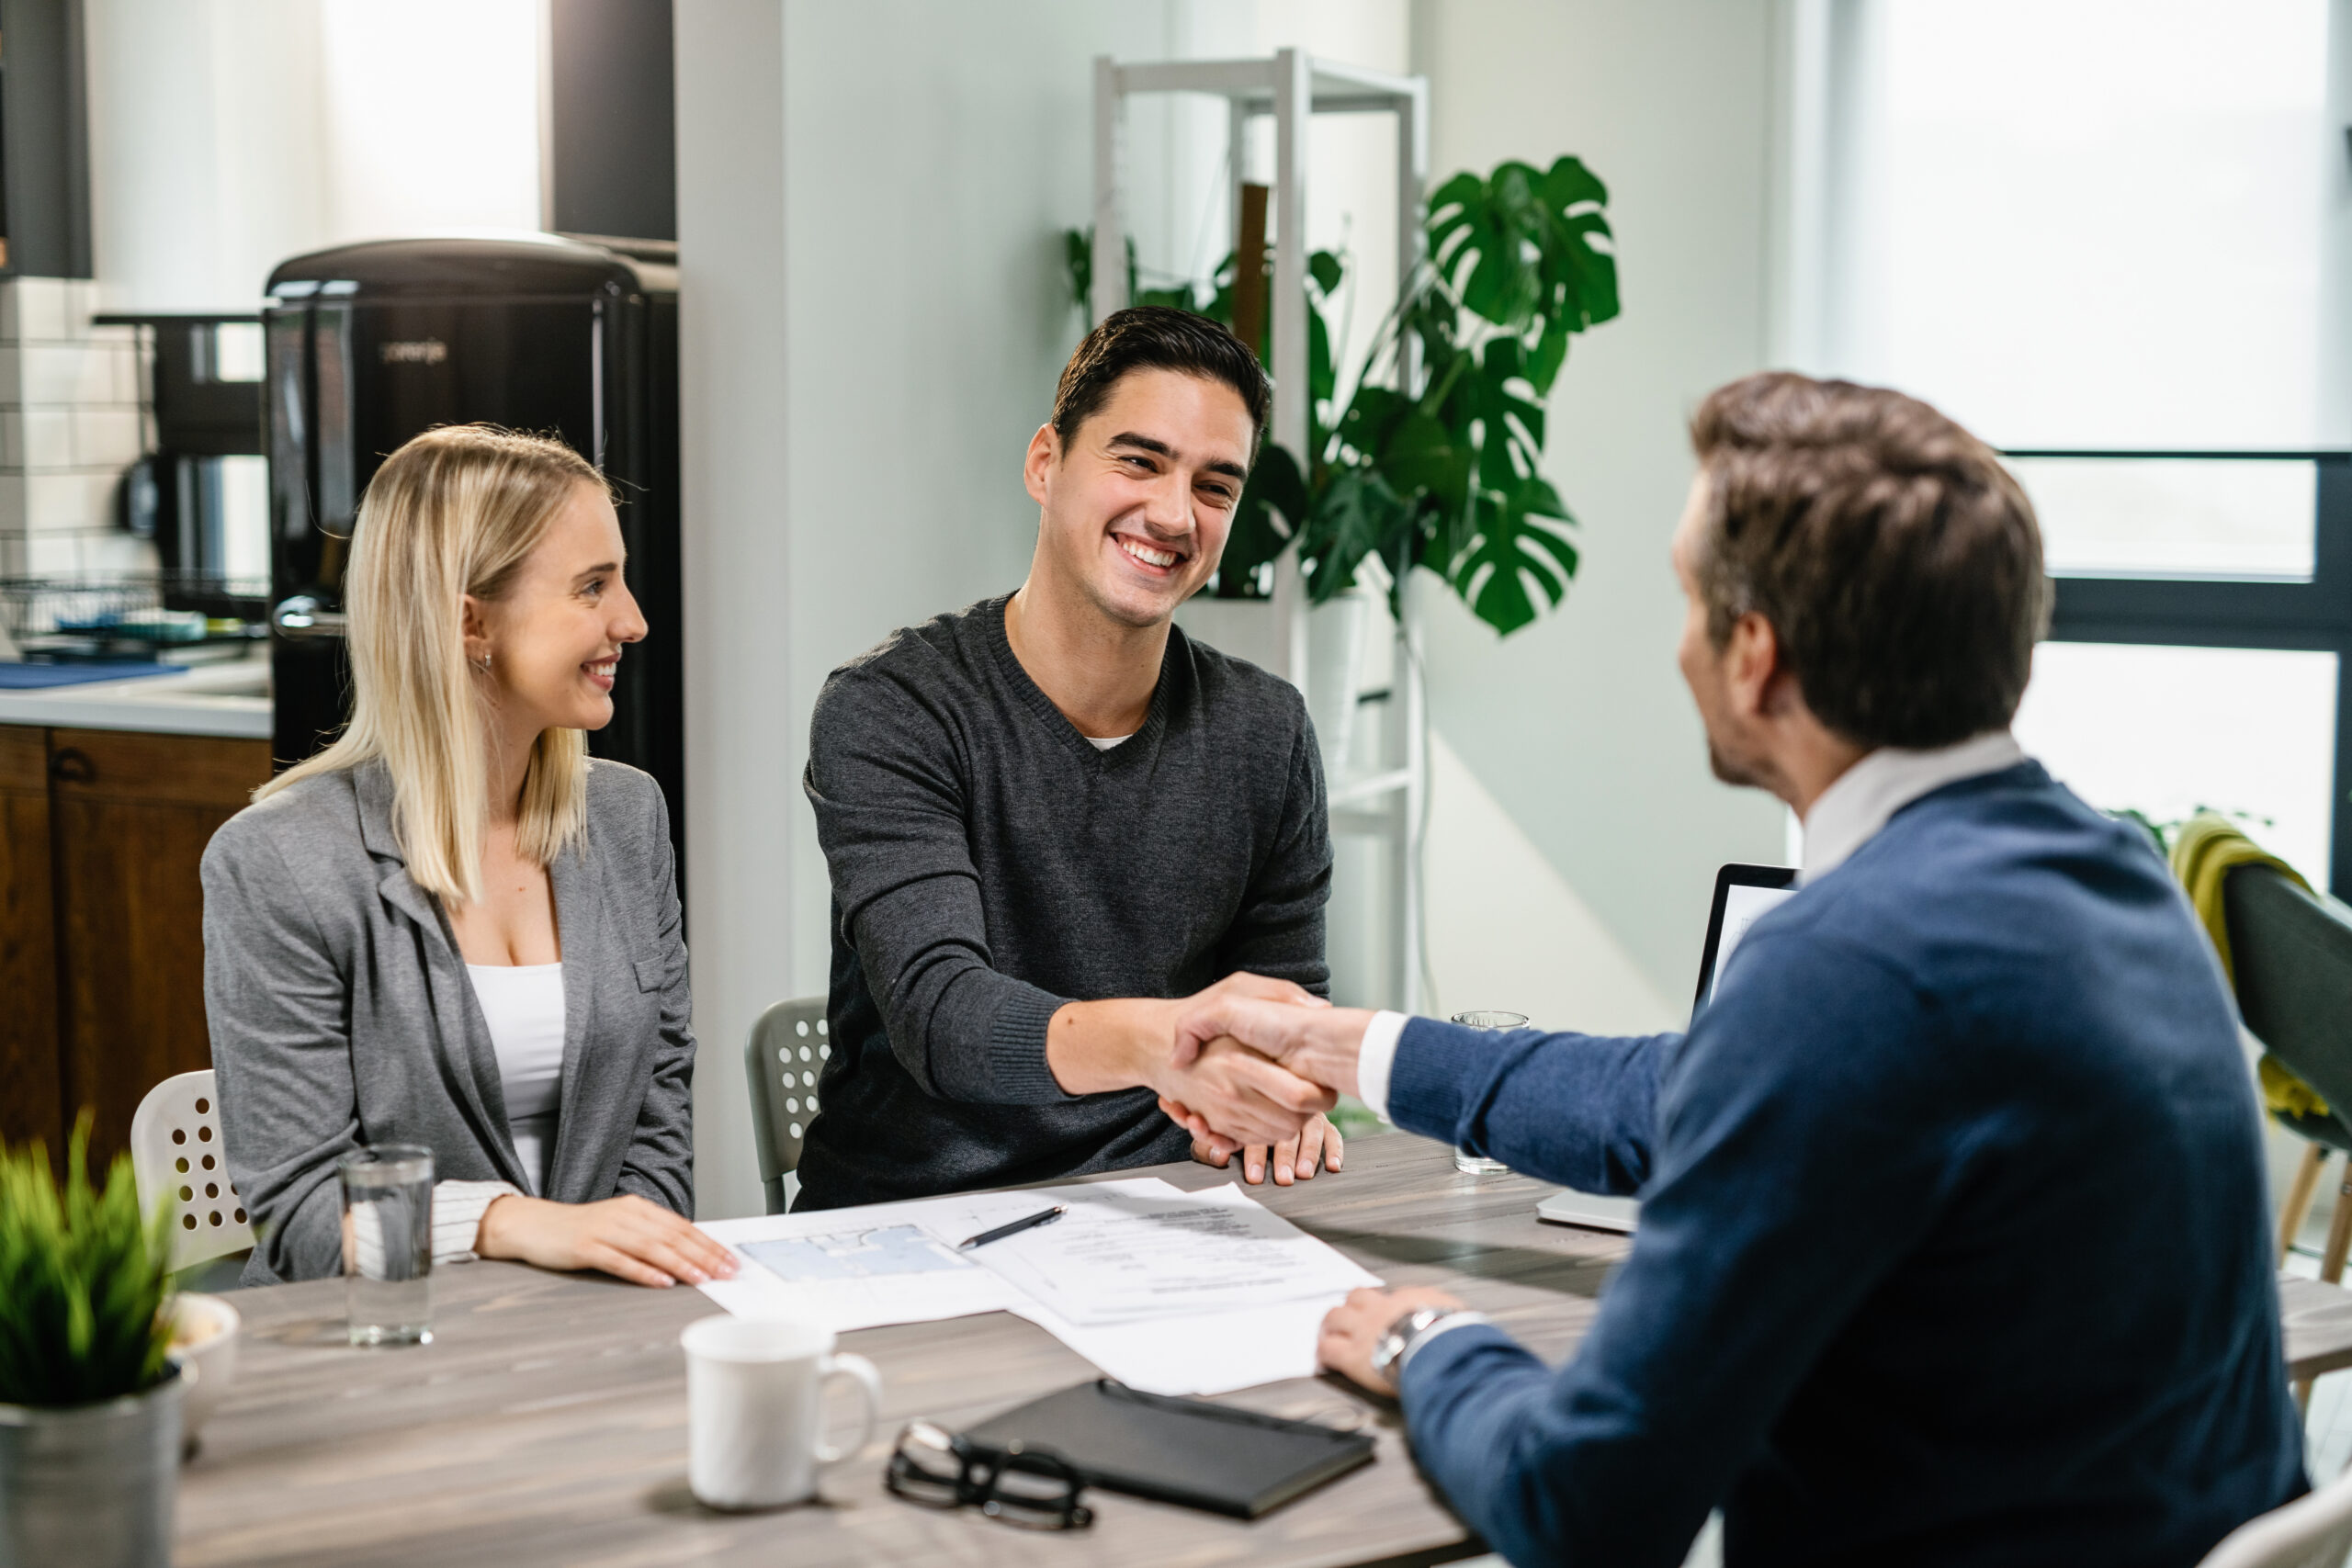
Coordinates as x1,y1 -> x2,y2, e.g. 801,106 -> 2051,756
796,307 -> 1340,1209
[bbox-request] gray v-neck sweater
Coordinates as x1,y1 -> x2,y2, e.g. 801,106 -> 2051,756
795,594 -> 1330,1209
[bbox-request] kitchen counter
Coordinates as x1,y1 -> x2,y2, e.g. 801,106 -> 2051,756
0,650 -> 270,739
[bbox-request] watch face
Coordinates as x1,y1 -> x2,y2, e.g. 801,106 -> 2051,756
1374,1309 -> 1434,1377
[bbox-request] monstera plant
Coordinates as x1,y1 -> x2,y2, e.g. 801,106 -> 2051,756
1066,155 -> 1620,636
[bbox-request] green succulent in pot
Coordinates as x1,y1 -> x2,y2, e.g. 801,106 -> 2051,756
0,1119 -> 175,1406
0,1117 -> 184,1568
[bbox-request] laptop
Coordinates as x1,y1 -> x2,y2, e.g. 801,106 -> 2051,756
1535,863 -> 1799,1235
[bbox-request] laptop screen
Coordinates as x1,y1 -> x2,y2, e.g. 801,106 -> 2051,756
1693,863 -> 1798,1010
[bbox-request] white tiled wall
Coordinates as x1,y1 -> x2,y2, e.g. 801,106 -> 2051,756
0,277 -> 152,580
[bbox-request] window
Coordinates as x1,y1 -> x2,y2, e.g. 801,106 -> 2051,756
2012,457 -> 2315,582
2012,642 -> 2338,882
1802,0 -> 2348,889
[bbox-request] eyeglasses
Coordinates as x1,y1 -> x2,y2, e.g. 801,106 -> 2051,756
885,1419 -> 1093,1530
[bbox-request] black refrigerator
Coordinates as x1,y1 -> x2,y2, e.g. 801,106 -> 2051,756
263,235 -> 683,861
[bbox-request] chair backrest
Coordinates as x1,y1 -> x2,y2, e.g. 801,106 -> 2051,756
2198,1465 -> 2352,1568
744,997 -> 830,1214
129,1069 -> 254,1273
2227,867 -> 2352,1124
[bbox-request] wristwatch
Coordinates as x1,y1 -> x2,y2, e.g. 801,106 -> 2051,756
1371,1306 -> 1467,1384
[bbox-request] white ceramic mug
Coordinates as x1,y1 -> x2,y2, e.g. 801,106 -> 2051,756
681,1315 -> 883,1510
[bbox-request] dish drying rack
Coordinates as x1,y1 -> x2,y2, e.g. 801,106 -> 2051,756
0,572 -> 270,659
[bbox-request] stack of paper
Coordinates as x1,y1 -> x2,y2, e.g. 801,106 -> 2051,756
695,1179 -> 1381,1395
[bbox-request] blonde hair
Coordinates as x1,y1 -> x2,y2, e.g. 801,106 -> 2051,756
258,425 -> 609,906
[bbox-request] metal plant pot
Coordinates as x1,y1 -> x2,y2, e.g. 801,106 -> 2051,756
0,1361 -> 186,1568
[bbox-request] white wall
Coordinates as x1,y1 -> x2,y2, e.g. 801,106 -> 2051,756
1410,0 -> 1789,1006
85,0 -> 540,312
85,0 -> 322,311
1427,732 -> 1677,1032
674,0 -> 790,1225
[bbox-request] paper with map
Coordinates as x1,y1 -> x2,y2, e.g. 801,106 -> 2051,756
695,1179 -> 1174,1332
693,1178 -> 1383,1392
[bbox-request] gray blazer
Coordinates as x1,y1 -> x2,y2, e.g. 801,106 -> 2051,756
201,758 -> 695,1284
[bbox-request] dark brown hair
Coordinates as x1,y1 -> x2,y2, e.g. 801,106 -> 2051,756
1688,372 -> 2050,750
1050,306 -> 1271,456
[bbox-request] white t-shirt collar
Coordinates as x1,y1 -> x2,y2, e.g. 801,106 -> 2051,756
1798,729 -> 2027,886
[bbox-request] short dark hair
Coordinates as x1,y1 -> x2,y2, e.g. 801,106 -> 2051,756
1689,372 -> 2050,750
1050,306 -> 1272,457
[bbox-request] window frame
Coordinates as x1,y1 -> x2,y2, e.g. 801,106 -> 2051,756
2019,448 -> 2352,895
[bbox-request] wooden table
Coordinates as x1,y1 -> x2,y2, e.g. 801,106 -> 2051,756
2280,1273 -> 2352,1386
175,1133 -> 1632,1568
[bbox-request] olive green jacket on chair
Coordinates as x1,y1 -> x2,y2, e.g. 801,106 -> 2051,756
2171,810 -> 2325,1121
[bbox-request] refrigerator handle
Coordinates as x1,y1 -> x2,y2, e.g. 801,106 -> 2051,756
270,594 -> 347,641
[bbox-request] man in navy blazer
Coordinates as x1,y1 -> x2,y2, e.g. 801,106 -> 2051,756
1166,373 -> 2304,1567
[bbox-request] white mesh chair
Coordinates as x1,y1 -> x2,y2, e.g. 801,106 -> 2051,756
744,998 -> 830,1214
129,1070 -> 254,1273
2199,1467 -> 2352,1568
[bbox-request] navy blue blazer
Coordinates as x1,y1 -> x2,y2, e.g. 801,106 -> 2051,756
1390,764 -> 2302,1567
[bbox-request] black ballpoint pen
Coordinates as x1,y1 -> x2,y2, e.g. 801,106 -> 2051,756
957,1205 -> 1066,1250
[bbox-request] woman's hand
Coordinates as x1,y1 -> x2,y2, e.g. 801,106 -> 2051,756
1187,1111 -> 1345,1186
476,1193 -> 740,1288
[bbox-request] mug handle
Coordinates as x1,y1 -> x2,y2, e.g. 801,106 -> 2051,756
812,1352 -> 882,1469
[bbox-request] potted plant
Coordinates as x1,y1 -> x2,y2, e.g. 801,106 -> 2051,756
0,1120 -> 182,1568
1069,154 -> 1623,638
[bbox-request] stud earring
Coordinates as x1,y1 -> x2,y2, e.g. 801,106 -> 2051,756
475,650 -> 492,674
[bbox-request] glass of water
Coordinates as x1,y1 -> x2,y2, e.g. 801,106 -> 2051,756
338,1144 -> 434,1347
1449,1012 -> 1530,1176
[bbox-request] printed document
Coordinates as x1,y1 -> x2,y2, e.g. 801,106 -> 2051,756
1006,1296 -> 1345,1396
694,1178 -> 1381,1392
970,1181 -> 1375,1326
695,1186 -> 1069,1331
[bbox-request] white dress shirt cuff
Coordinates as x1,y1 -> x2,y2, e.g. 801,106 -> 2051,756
431,1179 -> 524,1265
1354,1010 -> 1411,1124
1397,1310 -> 1494,1375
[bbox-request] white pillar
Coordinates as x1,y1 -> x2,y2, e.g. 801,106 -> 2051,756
673,0 -> 790,1221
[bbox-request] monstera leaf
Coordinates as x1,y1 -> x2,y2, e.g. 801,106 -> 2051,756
1217,440 -> 1306,595
1427,156 -> 1619,396
1445,474 -> 1581,637
1298,468 -> 1413,605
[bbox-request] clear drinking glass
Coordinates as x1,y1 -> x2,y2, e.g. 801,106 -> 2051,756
338,1144 -> 434,1346
1449,1012 -> 1529,1176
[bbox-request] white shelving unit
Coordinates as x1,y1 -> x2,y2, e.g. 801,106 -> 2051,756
1091,51 -> 1430,1013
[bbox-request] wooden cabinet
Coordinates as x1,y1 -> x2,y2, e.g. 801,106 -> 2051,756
0,725 -> 269,1169
0,728 -> 61,1157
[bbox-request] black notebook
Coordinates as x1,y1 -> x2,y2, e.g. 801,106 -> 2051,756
965,1379 -> 1375,1519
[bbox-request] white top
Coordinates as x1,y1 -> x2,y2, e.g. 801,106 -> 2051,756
1354,729 -> 2031,1122
466,963 -> 567,1196
1085,733 -> 1134,751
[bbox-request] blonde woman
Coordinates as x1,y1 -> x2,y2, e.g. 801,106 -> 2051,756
204,426 -> 734,1292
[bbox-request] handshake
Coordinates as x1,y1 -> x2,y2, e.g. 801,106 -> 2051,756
1143,974 -> 1377,1182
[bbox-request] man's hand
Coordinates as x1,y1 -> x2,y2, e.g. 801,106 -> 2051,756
1318,1284 -> 1468,1397
1188,1110 -> 1345,1185
476,1193 -> 741,1290
1170,991 -> 1380,1099
1147,1036 -> 1336,1150
1048,973 -> 1336,1152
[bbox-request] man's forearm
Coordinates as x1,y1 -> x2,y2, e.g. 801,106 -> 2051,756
1049,990 -> 1340,1149
1387,1021 -> 1668,1194
1045,998 -> 1178,1094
